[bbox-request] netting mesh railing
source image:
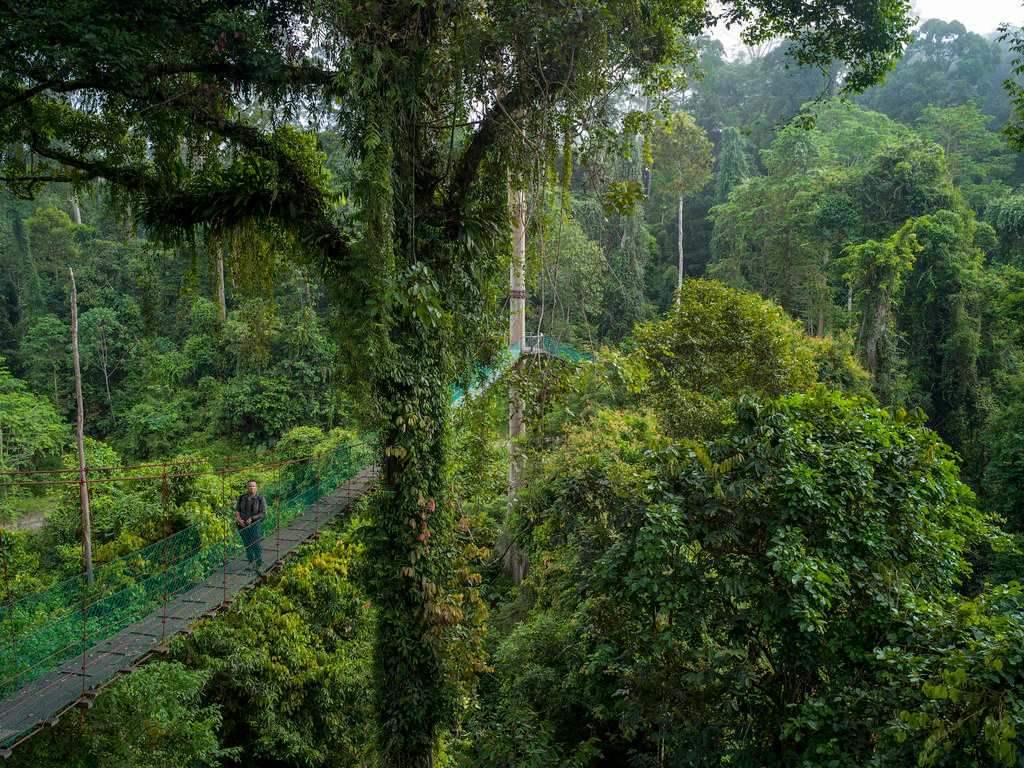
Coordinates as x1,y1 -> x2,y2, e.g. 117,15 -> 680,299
0,439 -> 375,700
535,335 -> 591,363
452,335 -> 590,406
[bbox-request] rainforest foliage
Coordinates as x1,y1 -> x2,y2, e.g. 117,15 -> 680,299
4,1 -> 1024,766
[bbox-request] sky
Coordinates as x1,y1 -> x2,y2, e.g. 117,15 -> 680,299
712,0 -> 1021,57
911,0 -> 1020,36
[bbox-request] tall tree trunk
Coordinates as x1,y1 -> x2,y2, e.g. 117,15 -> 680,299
122,202 -> 133,243
102,366 -> 114,424
817,253 -> 829,337
863,295 -> 890,376
371,340 -> 450,768
69,195 -> 82,225
215,248 -> 227,322
359,80 -> 451,767
676,194 -> 685,297
7,204 -> 31,315
69,268 -> 93,585
826,59 -> 839,97
301,269 -> 312,308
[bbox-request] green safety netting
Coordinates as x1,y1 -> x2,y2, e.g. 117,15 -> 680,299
451,335 -> 591,406
0,440 -> 375,699
534,335 -> 591,363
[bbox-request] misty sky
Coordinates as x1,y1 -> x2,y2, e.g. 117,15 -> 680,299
712,1 -> 1021,57
912,0 -> 1020,35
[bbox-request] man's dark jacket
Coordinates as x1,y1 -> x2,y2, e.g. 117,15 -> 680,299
235,492 -> 267,524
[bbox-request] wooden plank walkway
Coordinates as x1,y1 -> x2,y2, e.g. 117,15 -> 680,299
0,466 -> 379,757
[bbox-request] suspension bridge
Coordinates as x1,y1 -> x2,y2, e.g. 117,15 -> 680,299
0,333 -> 582,757
0,440 -> 378,757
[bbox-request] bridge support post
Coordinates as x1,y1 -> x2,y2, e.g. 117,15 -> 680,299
314,472 -> 321,529
160,576 -> 168,643
221,533 -> 228,605
508,185 -> 527,502
505,185 -> 529,584
80,591 -> 89,698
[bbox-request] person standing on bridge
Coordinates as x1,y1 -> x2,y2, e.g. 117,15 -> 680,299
235,479 -> 266,572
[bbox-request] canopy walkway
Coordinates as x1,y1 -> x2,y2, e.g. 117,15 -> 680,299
0,442 -> 378,756
0,334 -> 588,757
452,332 -> 587,406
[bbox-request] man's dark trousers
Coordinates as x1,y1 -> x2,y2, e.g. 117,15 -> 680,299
238,521 -> 263,568
235,491 -> 267,570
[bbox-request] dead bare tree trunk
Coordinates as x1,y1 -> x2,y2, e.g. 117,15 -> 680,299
676,194 -> 685,298
70,268 -> 93,585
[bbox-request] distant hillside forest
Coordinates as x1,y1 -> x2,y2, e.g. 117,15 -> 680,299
4,19 -> 1022,512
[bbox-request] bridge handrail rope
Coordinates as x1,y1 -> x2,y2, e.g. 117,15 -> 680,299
0,438 -> 377,700
0,437 -> 375,615
0,447 -> 296,476
0,448 -> 364,489
2,340 -> 588,648
0,441 -> 374,610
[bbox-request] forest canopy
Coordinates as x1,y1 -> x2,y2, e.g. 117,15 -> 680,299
5,1 -> 1024,766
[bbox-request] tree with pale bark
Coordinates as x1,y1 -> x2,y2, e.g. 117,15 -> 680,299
649,112 -> 713,293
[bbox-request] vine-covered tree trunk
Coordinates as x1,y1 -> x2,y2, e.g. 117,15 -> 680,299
862,294 -> 889,376
355,55 -> 464,765
369,336 -> 453,768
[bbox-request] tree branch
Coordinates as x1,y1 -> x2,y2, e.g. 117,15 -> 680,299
28,143 -> 148,189
0,174 -> 80,183
443,87 -> 528,234
0,59 -> 342,113
158,94 -> 351,258
28,132 -> 351,267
